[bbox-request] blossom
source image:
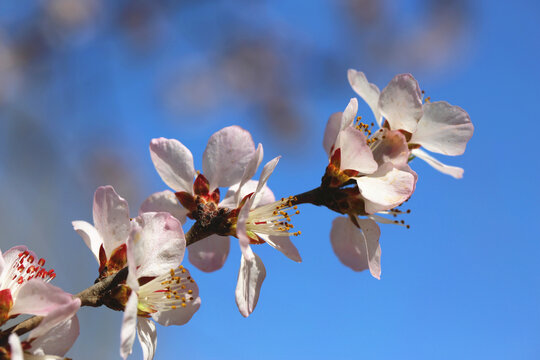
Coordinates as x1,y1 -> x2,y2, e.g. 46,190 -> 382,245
348,69 -> 474,178
120,212 -> 200,360
7,314 -> 79,360
0,246 -> 81,338
321,99 -> 417,279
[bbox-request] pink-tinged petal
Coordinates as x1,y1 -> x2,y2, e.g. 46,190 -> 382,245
27,297 -> 80,341
237,143 -> 264,193
30,315 -> 79,357
347,69 -> 382,126
8,334 -> 23,360
330,217 -> 381,279
126,229 -> 139,291
203,126 -> 255,190
72,221 -> 103,263
356,218 -> 382,279
139,190 -> 188,224
340,98 -> 358,129
254,157 -> 280,205
188,235 -> 230,273
236,198 -> 254,259
93,186 -> 130,258
411,148 -> 464,179
235,248 -> 266,317
0,246 -> 28,287
356,163 -> 416,214
257,234 -> 301,263
150,138 -> 195,193
337,127 -> 378,174
410,101 -> 474,156
130,213 -> 185,279
323,112 -> 342,156
120,292 -> 138,360
378,74 -> 423,133
221,180 -> 275,209
10,280 -> 75,317
371,129 -> 410,166
137,318 -> 157,360
151,268 -> 201,326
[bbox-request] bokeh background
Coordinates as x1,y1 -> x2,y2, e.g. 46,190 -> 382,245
0,0 -> 538,359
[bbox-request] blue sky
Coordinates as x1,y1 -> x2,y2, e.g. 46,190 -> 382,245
1,0 -> 539,359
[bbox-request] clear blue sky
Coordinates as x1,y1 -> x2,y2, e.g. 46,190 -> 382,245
0,0 -> 539,359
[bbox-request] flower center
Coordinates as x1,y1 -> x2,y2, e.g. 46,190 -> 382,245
246,196 -> 301,237
137,265 -> 197,314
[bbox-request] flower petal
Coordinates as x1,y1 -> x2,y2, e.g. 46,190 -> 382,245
378,74 -> 423,133
236,198 -> 254,259
27,297 -> 80,342
137,318 -> 157,360
120,292 -> 138,360
150,138 -> 196,193
72,221 -> 103,263
129,213 -> 185,279
411,148 -> 464,179
188,234 -> 230,273
0,246 -> 27,287
203,126 -> 255,191
93,186 -> 130,258
254,157 -> 280,206
257,233 -> 301,263
235,248 -> 266,317
139,190 -> 188,224
323,112 -> 342,157
330,217 -> 381,279
10,280 -> 77,318
337,127 -> 378,174
30,315 -> 80,357
237,143 -> 264,194
410,101 -> 474,156
8,334 -> 23,360
348,69 -> 382,126
355,163 -> 416,213
340,98 -> 358,129
371,129 -> 409,166
221,180 -> 275,210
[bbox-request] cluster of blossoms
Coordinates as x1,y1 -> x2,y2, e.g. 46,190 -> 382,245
0,69 -> 472,359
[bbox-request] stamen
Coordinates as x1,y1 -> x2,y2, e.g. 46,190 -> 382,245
3,250 -> 55,295
245,197 -> 301,237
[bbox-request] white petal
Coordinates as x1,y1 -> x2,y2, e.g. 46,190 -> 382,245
120,292 -> 138,360
330,217 -> 381,279
255,157 -> 280,197
129,213 -> 185,279
10,280 -> 76,317
378,74 -> 423,133
93,186 -> 130,258
411,148 -> 464,179
9,334 -> 23,360
139,190 -> 188,224
150,138 -> 195,193
72,221 -> 103,263
410,101 -> 474,156
221,180 -> 275,209
257,233 -> 301,263
237,143 -> 264,195
323,112 -> 342,157
371,129 -> 409,166
340,98 -> 358,129
27,297 -> 81,341
337,127 -> 378,174
355,163 -> 416,213
203,126 -> 255,190
347,69 -> 382,126
137,318 -> 157,360
236,198 -> 253,258
235,249 -> 266,317
188,234 -> 230,273
30,315 -> 79,357
0,246 -> 29,290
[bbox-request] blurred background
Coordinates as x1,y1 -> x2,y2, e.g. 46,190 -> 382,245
0,0 -> 538,359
